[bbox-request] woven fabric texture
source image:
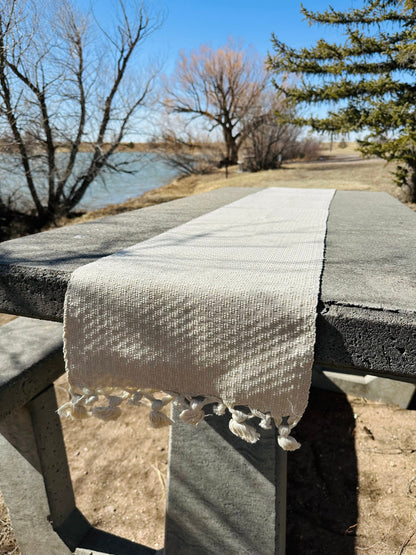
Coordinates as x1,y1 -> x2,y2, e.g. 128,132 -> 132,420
63,188 -> 335,443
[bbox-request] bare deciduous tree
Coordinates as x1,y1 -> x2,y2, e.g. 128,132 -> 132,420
164,38 -> 267,165
0,0 -> 161,227
241,91 -> 301,171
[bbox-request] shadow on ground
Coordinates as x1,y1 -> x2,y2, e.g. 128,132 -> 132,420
286,388 -> 358,555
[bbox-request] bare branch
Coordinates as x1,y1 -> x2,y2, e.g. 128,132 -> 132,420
0,7 -> 44,216
165,38 -> 268,163
0,0 -> 161,224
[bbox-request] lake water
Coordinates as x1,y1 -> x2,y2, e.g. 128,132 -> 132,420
0,152 -> 179,211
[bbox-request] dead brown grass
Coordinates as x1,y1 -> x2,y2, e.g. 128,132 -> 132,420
63,146 -> 414,228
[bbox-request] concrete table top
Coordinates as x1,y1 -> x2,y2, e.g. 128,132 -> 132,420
0,187 -> 415,382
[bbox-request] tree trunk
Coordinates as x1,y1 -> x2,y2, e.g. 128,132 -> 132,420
223,127 -> 239,165
409,165 -> 416,203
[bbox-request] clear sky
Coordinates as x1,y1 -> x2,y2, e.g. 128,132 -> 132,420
87,0 -> 361,73
77,0 -> 361,140
156,0 -> 358,55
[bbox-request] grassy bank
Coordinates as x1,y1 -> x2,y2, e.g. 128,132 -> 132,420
64,144 -> 414,227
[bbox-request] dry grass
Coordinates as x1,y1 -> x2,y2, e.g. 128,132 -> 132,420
0,496 -> 18,555
64,145 -> 414,228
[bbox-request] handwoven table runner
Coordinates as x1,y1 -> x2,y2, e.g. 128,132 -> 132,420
61,187 -> 335,450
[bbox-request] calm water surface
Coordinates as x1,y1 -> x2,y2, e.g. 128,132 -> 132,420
0,152 -> 179,211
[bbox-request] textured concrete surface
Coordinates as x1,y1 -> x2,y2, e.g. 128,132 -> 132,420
315,304 -> 416,381
315,191 -> 416,381
0,320 -> 155,554
165,405 -> 287,555
0,431 -> 72,554
312,365 -> 416,408
0,187 -> 415,381
0,317 -> 64,418
0,388 -> 75,554
323,191 -> 416,312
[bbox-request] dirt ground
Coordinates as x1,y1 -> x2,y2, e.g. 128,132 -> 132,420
2,146 -> 416,554
2,382 -> 416,555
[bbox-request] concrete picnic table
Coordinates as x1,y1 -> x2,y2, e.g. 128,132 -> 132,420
0,187 -> 415,554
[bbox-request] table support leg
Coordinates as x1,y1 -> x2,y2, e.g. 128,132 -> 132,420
165,406 -> 287,555
0,384 -> 89,554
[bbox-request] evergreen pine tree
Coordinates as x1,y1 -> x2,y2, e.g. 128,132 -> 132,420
268,0 -> 416,201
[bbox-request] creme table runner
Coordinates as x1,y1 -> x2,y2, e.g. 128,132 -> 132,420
61,187 -> 335,450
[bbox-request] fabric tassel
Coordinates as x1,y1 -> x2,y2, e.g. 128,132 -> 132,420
250,408 -> 273,430
148,398 -> 174,428
57,388 -> 301,450
180,399 -> 206,426
92,395 -> 123,421
127,392 -> 143,407
277,423 -> 301,451
57,394 -> 89,419
229,410 -> 260,444
213,402 -> 227,416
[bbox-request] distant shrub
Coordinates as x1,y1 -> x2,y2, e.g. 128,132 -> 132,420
289,138 -> 323,161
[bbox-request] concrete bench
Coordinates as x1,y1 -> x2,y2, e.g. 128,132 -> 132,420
0,316 -> 162,554
1,187 -> 416,554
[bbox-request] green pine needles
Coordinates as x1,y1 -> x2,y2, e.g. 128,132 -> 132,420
268,0 -> 416,200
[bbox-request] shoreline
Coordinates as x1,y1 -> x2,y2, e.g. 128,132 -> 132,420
61,149 -> 415,228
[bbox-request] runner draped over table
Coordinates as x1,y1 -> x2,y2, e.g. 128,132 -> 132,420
60,187 -> 335,451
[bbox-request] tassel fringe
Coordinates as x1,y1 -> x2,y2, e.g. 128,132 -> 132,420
57,388 -> 301,451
